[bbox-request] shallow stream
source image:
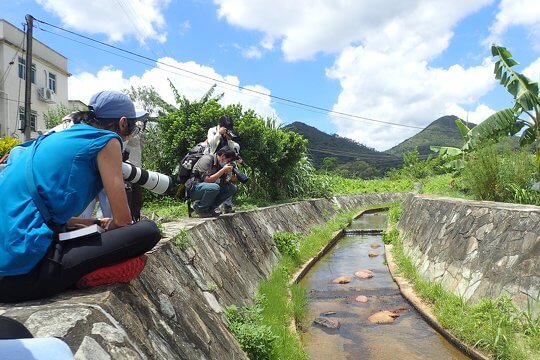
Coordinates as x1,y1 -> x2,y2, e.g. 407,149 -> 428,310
299,212 -> 469,359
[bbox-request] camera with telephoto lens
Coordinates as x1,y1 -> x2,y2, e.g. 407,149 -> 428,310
227,161 -> 249,184
122,162 -> 174,195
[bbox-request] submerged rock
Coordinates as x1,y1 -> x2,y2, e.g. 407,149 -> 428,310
332,276 -> 353,284
368,311 -> 399,324
354,269 -> 374,279
355,295 -> 369,303
314,317 -> 340,329
368,251 -> 379,257
370,243 -> 381,249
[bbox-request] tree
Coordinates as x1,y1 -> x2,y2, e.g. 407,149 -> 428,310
466,45 -> 539,176
142,84 -> 309,201
124,85 -> 173,118
321,157 -> 338,171
43,103 -> 82,129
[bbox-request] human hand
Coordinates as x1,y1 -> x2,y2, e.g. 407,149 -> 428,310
221,164 -> 234,174
100,217 -> 114,230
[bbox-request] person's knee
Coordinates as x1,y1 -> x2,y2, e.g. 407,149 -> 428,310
134,220 -> 161,245
204,183 -> 220,193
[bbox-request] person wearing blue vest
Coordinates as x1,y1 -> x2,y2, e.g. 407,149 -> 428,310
0,91 -> 161,303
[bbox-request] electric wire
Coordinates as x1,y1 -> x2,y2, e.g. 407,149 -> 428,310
0,31 -> 27,86
32,17 -> 433,131
32,17 -> 473,146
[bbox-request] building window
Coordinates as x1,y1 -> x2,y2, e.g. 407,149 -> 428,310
18,57 -> 25,79
48,72 -> 56,93
18,107 -> 38,131
17,58 -> 36,84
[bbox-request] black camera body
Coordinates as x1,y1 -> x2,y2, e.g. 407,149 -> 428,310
222,161 -> 249,184
231,162 -> 249,184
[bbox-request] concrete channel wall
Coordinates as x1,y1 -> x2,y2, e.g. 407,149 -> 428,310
398,195 -> 540,311
0,193 -> 405,359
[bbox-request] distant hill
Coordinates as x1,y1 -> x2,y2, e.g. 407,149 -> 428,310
285,122 -> 402,171
385,115 -> 476,157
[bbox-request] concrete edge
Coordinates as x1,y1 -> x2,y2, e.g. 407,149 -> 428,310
384,243 -> 491,360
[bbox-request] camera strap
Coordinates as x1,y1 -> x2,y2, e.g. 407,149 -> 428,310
24,133 -> 63,234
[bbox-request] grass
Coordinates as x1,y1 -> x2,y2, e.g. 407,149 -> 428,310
141,175 -> 417,222
385,203 -> 540,360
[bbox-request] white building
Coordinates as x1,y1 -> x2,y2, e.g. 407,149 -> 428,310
0,18 -> 69,137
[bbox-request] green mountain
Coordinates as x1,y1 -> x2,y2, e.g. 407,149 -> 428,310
285,122 -> 402,171
385,115 -> 475,157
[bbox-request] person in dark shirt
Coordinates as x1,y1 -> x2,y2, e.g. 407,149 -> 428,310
185,146 -> 237,217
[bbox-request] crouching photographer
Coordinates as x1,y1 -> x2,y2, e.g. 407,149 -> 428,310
185,146 -> 238,218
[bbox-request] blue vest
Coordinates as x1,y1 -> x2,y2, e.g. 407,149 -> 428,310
0,124 -> 121,276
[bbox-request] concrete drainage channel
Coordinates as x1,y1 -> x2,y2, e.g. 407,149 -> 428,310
295,210 -> 470,360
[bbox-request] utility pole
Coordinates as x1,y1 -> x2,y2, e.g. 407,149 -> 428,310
23,14 -> 33,141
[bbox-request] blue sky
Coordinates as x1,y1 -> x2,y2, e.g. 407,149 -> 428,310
2,0 -> 540,150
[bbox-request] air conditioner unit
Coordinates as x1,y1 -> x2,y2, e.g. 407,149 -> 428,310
37,87 -> 55,103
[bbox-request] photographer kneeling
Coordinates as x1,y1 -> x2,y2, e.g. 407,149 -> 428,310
0,91 -> 161,303
186,146 -> 237,217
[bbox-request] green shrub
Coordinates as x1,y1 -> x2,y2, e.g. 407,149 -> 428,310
461,144 -> 536,203
225,297 -> 277,360
272,232 -> 300,261
382,228 -> 399,245
387,202 -> 403,224
461,143 -> 501,201
0,135 -> 20,158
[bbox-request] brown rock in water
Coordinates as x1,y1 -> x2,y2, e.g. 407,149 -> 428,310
355,295 -> 368,303
368,251 -> 379,257
368,311 -> 400,324
370,243 -> 381,249
314,317 -> 340,329
354,269 -> 374,279
332,276 -> 353,284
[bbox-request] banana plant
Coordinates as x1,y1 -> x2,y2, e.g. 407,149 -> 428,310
430,118 -> 473,171
469,45 -> 540,175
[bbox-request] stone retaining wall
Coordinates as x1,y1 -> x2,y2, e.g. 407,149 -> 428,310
398,195 -> 540,311
0,193 -> 405,359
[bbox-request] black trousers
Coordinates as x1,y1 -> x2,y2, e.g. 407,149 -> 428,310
0,220 -> 161,303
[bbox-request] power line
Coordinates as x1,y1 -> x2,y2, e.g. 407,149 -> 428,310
32,17 -> 432,131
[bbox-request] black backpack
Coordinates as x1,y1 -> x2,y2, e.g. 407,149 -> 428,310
177,143 -> 208,184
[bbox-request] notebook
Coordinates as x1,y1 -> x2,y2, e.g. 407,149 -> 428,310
58,224 -> 105,241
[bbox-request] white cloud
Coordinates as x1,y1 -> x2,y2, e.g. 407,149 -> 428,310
523,57 -> 540,82
242,46 -> 262,59
215,0 -> 496,150
37,0 -> 170,43
69,58 -> 277,120
488,0 -> 540,47
327,47 -> 495,150
214,0 -> 493,61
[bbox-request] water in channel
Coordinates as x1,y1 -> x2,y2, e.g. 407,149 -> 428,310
299,212 -> 469,360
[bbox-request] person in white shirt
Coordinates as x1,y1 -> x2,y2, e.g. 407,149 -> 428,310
206,115 -> 241,213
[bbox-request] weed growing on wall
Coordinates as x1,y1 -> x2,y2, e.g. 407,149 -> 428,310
171,228 -> 191,250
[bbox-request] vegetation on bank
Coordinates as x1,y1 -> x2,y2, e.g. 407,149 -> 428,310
384,203 -> 540,360
225,206 -> 389,360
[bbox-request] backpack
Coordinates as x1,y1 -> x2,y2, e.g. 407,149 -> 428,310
177,143 -> 209,184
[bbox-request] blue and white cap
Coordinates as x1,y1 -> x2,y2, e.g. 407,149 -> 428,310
88,91 -> 147,120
